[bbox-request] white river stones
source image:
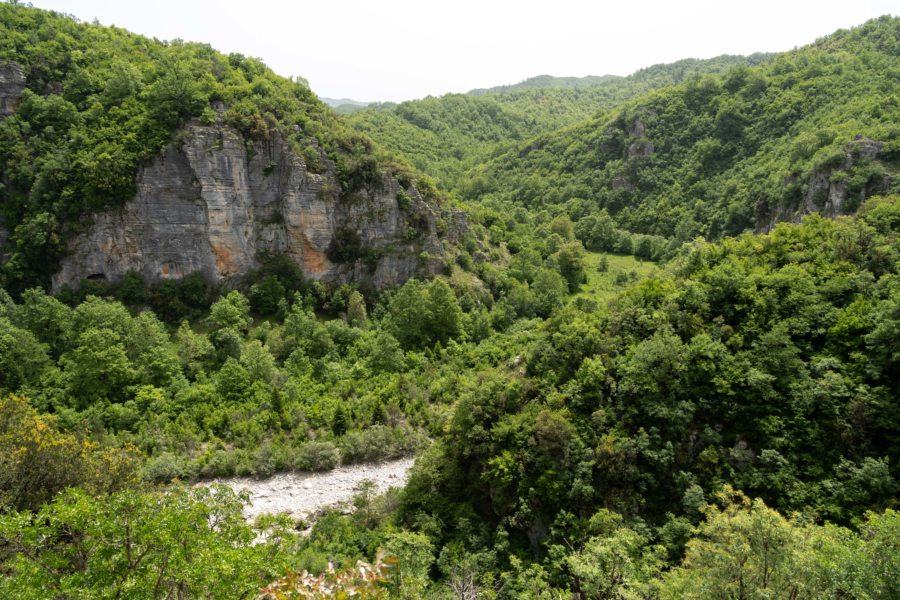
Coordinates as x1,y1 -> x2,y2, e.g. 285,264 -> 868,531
206,457 -> 415,522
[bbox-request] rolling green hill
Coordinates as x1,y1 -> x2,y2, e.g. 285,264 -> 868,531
346,54 -> 771,190
0,5 -> 898,599
469,17 -> 900,242
467,73 -> 622,95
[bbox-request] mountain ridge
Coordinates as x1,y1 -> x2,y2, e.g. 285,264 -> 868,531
467,73 -> 622,95
465,54 -> 773,96
466,15 -> 899,241
346,53 -> 772,190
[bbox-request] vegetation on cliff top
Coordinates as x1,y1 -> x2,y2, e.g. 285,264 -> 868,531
0,3 -> 435,293
0,4 -> 898,598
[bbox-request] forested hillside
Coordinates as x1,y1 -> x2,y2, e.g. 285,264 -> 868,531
467,17 -> 899,241
0,4 -> 897,599
404,194 -> 900,558
347,55 -> 770,190
0,4 -> 443,293
3,195 -> 896,598
348,18 -> 899,256
467,74 -> 622,95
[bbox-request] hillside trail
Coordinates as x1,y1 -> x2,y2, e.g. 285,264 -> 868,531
206,457 -> 415,521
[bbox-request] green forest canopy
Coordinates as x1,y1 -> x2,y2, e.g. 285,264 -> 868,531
348,54 -> 772,190
0,4 -> 897,597
463,17 -> 900,240
349,17 -> 899,259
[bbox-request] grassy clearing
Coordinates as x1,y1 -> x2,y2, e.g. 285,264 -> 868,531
578,251 -> 661,302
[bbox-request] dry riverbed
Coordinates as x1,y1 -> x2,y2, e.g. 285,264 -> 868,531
206,457 -> 415,521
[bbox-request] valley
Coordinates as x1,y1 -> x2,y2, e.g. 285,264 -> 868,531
0,3 -> 897,598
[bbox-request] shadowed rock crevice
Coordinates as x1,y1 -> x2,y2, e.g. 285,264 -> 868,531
0,61 -> 25,118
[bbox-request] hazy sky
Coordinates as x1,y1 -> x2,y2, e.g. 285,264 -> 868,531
28,0 -> 898,102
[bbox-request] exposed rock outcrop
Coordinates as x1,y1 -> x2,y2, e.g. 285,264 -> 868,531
759,138 -> 891,232
53,123 -> 464,291
626,117 -> 655,158
0,61 -> 25,118
0,224 -> 7,265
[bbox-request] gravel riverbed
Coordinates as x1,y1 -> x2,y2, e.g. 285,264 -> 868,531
206,457 -> 415,521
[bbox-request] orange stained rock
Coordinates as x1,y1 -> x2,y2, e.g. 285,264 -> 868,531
298,233 -> 328,275
211,242 -> 239,275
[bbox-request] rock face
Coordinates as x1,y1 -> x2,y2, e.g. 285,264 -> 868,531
53,123 -> 463,291
759,138 -> 891,232
0,61 -> 25,118
626,117 -> 655,158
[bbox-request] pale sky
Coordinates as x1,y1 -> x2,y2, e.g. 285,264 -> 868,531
28,0 -> 899,102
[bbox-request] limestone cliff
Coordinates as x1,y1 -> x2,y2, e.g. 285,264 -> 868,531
0,61 -> 24,262
53,123 -> 464,291
0,61 -> 25,118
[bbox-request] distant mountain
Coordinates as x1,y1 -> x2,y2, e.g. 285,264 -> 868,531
346,54 -> 774,190
320,96 -> 371,114
471,55 -> 775,97
467,74 -> 621,95
320,97 -> 370,107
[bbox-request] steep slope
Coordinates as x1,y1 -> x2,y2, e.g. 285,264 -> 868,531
403,193 -> 900,554
0,4 -> 461,294
470,16 -> 899,241
346,55 -> 771,190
